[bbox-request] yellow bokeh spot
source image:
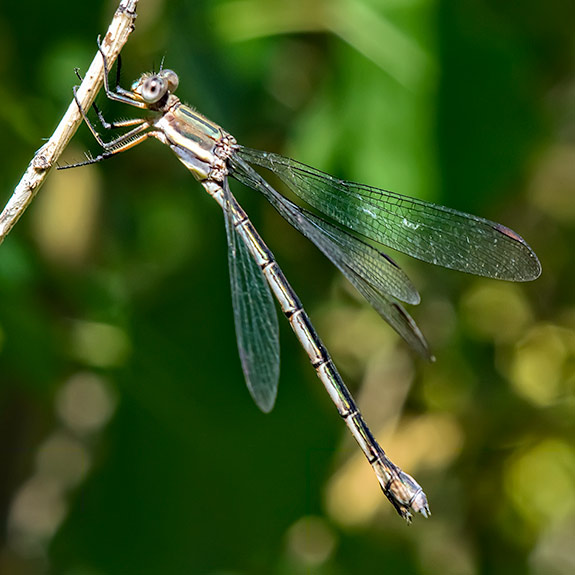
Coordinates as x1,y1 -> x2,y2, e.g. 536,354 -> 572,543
510,324 -> 575,406
285,516 -> 337,567
461,281 -> 533,343
69,320 -> 131,368
31,157 -> 101,266
529,144 -> 575,222
504,439 -> 575,527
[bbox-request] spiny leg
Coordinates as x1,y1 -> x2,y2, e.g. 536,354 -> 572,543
58,129 -> 155,169
71,84 -> 148,150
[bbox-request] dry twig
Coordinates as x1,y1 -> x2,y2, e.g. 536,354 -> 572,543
0,0 -> 139,245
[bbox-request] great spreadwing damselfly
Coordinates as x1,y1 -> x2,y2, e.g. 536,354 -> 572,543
59,43 -> 541,522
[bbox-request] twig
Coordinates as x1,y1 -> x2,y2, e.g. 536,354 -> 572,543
0,0 -> 139,245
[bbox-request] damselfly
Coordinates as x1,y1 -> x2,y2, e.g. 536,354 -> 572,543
60,43 -> 541,522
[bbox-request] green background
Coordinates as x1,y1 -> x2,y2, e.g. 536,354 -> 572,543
1,1 -> 574,574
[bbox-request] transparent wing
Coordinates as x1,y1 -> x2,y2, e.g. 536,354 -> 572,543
230,156 -> 431,359
297,208 -> 420,305
223,180 -> 280,412
231,157 -> 419,304
237,147 -> 542,282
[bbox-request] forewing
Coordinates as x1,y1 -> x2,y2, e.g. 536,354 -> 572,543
237,147 -> 541,282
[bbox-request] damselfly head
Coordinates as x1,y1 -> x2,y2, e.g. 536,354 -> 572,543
131,69 -> 179,104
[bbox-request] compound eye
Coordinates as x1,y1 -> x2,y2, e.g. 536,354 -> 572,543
141,76 -> 167,103
161,70 -> 179,93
